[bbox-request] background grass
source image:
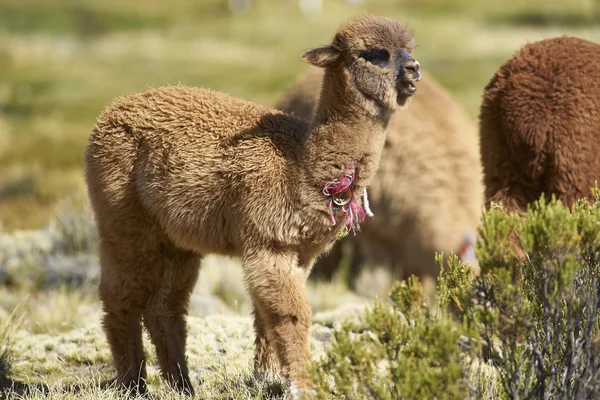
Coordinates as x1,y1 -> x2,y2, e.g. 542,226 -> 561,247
1,0 -> 600,230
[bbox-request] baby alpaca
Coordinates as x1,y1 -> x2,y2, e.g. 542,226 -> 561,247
276,67 -> 483,291
480,36 -> 600,213
84,15 -> 420,395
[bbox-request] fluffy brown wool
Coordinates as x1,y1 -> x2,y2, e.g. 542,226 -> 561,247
84,15 -> 420,396
480,36 -> 600,213
276,67 -> 483,290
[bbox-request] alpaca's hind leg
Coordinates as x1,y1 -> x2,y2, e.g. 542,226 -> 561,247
142,244 -> 200,395
253,305 -> 279,374
101,310 -> 146,393
244,249 -> 312,387
98,240 -> 148,394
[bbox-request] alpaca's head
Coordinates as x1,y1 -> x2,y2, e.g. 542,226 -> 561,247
301,15 -> 421,113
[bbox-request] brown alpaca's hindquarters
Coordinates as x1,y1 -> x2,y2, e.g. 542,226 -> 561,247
142,243 -> 200,395
244,250 -> 312,386
479,107 -> 541,213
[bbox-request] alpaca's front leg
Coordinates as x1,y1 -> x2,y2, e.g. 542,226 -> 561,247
243,249 -> 312,389
253,305 -> 280,375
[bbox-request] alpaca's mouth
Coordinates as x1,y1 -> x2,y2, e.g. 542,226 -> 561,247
395,57 -> 421,98
404,81 -> 417,93
397,80 -> 418,97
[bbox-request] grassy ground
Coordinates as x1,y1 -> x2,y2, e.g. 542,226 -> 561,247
0,213 -> 373,398
0,276 -> 366,399
1,0 -> 600,230
0,293 -> 315,399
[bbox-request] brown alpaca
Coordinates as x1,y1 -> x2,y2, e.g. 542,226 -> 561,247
276,67 -> 483,291
480,36 -> 600,213
84,15 -> 420,396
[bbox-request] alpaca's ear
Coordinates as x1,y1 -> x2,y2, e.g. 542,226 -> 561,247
301,45 -> 342,68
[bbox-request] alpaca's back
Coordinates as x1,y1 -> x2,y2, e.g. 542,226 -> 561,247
276,68 -> 483,285
480,36 -> 600,212
86,85 -> 308,255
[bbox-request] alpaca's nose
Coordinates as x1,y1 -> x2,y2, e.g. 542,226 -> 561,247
404,60 -> 421,81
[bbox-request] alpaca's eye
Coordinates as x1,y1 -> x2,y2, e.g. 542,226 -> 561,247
360,49 -> 390,67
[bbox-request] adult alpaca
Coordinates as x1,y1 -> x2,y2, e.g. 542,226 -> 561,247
480,36 -> 600,213
84,15 -> 421,395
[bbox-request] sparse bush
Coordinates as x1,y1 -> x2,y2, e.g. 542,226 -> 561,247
307,276 -> 475,399
441,191 -> 600,399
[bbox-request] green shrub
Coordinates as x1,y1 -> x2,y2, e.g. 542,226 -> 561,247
307,276 -> 475,399
441,193 -> 600,399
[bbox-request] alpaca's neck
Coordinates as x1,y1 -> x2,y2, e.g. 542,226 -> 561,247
301,70 -> 390,192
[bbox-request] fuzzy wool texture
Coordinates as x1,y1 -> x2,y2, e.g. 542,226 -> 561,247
480,36 -> 600,213
84,14 -> 420,396
276,67 -> 484,289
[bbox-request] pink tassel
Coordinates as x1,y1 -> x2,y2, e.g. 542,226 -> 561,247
323,165 -> 370,236
328,199 -> 336,225
322,165 -> 356,198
